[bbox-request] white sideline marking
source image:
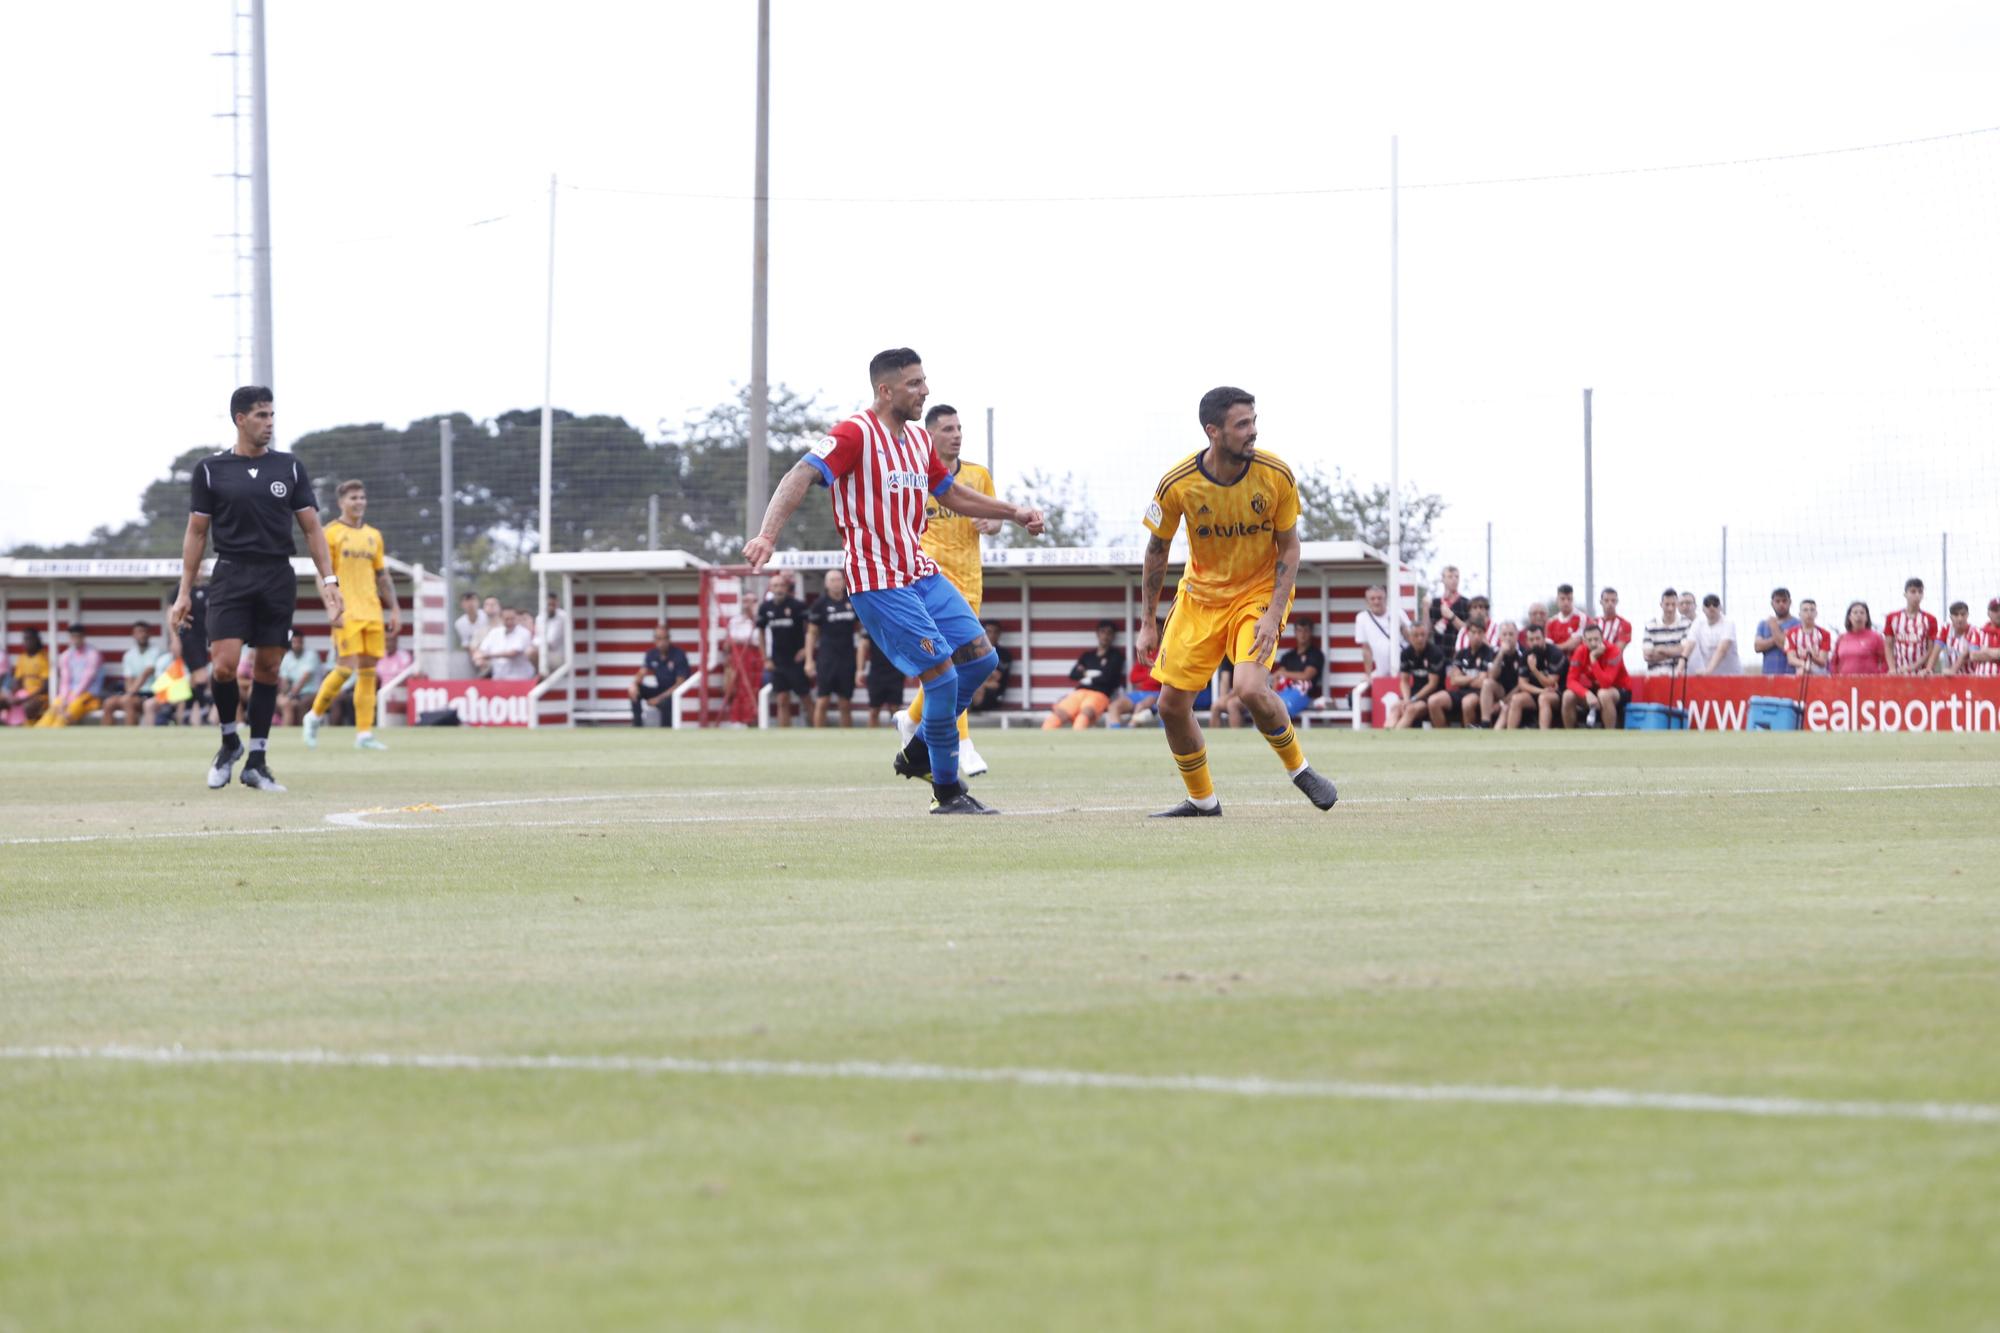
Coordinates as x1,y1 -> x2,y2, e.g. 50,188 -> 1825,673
3,780 -> 1993,847
3,1044 -> 1995,1127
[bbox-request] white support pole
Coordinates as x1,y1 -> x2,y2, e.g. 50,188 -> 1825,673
249,0 -> 274,388
1018,580 -> 1033,710
563,572 -> 577,728
538,172 -> 557,678
1387,135 -> 1402,625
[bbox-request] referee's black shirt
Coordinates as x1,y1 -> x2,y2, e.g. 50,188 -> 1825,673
190,451 -> 318,558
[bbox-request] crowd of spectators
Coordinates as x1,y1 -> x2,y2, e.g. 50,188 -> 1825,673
453,591 -> 568,681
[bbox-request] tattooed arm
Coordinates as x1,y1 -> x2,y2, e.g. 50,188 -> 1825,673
1137,533 -> 1170,665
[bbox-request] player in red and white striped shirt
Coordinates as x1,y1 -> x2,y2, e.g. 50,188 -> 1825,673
1784,599 -> 1833,674
1883,577 -> 1942,674
1970,599 -> 2000,678
744,348 -> 1044,814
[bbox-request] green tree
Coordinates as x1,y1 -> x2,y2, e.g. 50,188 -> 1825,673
662,384 -> 838,558
989,469 -> 1100,548
1295,466 -> 1447,565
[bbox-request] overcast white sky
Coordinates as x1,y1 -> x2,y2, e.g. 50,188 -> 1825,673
5,1 -> 1997,617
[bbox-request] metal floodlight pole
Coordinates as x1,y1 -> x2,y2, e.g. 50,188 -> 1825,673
1721,525 -> 1729,609
249,0 -> 274,387
1941,531 -> 1949,610
745,0 -> 772,541
440,417 -> 455,666
538,172 -> 557,672
986,406 -> 995,478
649,494 -> 661,551
1486,520 -> 1494,609
1583,388 -> 1595,606
1388,135 -> 1402,617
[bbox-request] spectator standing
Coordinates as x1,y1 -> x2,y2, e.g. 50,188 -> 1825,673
276,631 -> 323,726
859,625 -> 907,727
1429,565 -> 1470,644
6,628 -> 51,725
1563,624 -> 1633,729
629,623 -> 693,726
1830,602 -> 1891,676
1390,622 -> 1449,729
718,593 -> 764,725
1678,590 -> 1699,628
1589,588 -> 1633,656
1938,601 -> 1976,674
757,570 -> 810,728
536,593 -> 569,672
453,593 -> 487,660
1682,595 -> 1742,676
1045,620 -> 1123,730
1546,584 -> 1584,652
1431,621 -> 1495,729
1642,588 -> 1690,674
106,623 -> 166,726
1883,578 -> 1942,675
805,570 -> 862,728
1752,588 -> 1801,675
1354,585 -> 1410,718
35,625 -> 106,727
967,620 -> 1011,713
1784,600 -> 1833,675
478,607 -> 537,682
1969,599 -> 2000,677
1505,624 -> 1566,730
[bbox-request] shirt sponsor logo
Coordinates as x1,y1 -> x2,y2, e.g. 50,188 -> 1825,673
1146,500 -> 1164,526
883,469 -> 923,491
812,434 -> 839,459
1199,520 -> 1274,539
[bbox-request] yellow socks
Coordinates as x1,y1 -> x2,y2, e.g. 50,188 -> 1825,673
957,710 -> 970,741
1263,722 -> 1307,776
311,665 -> 353,717
1172,746 -> 1217,805
354,668 -> 378,733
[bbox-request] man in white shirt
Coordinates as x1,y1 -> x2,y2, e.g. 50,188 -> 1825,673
1681,594 -> 1741,676
1354,584 -> 1412,726
478,607 -> 538,682
1642,587 -> 1690,674
453,593 -> 488,655
536,592 -> 569,671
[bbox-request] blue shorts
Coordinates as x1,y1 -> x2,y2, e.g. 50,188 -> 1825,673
851,575 -> 983,676
1277,685 -> 1312,719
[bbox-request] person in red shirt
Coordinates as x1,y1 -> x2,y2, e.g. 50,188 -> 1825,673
1784,599 -> 1833,674
1938,600 -> 1977,674
1831,601 -> 1891,676
1562,623 -> 1632,729
1546,583 -> 1584,651
1589,586 -> 1632,653
1968,599 -> 2000,679
1882,577 -> 1942,674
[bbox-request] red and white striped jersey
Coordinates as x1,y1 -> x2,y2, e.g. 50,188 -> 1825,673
1883,609 -> 1940,670
805,410 -> 952,593
1785,623 -> 1833,669
1972,624 -> 2000,678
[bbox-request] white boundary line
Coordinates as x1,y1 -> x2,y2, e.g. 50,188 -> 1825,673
3,1043 -> 1995,1126
4,780 -> 1994,847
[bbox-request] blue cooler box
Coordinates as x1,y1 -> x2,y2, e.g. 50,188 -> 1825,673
1747,696 -> 1802,731
1626,703 -> 1687,731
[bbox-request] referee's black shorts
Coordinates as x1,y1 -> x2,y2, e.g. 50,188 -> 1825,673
207,556 -> 298,647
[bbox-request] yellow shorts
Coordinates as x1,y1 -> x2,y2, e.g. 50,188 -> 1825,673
333,619 -> 386,660
1154,588 -> 1291,692
34,692 -> 101,726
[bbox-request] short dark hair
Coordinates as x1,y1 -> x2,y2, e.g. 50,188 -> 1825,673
1556,583 -> 1573,596
1601,586 -> 1618,598
67,622 -> 86,634
1950,600 -> 1969,616
1702,593 -> 1721,608
1771,586 -> 1791,600
1800,598 -> 1817,609
1096,619 -> 1118,633
1198,386 -> 1255,431
1661,587 -> 1677,599
1469,595 -> 1489,609
1904,577 -> 1924,593
923,403 -> 958,427
868,348 -> 922,386
337,479 -> 365,499
229,385 -> 272,422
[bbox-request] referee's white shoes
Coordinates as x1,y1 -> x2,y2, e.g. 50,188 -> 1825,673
240,763 -> 286,793
206,740 -> 242,789
960,736 -> 990,778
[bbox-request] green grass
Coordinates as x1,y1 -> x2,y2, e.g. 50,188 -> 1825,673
3,725 -> 1998,1331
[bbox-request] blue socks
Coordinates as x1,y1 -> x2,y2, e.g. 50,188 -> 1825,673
923,666 -> 961,790
953,648 -> 999,718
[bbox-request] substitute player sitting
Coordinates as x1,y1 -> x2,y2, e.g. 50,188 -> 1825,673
743,347 -> 1044,814
304,479 -> 401,751
1137,386 -> 1338,817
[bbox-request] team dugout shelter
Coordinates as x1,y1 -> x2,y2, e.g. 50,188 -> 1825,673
529,542 -> 1414,728
0,557 -> 448,722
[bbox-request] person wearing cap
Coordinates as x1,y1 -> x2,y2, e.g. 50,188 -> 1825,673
34,624 -> 107,727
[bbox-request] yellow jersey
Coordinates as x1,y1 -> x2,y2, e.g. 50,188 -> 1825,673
921,459 -> 994,596
1143,448 -> 1300,607
11,649 -> 48,696
328,520 -> 386,623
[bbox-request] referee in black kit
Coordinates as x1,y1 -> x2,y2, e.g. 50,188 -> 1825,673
168,387 -> 344,791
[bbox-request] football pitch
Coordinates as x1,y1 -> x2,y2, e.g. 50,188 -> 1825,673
3,725 -> 1997,1331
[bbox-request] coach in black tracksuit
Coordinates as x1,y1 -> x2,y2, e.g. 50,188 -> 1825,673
168,386 -> 343,793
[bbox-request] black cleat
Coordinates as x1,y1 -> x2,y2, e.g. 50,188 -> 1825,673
930,788 -> 999,815
893,735 -> 932,780
1292,767 -> 1339,810
1149,798 -> 1223,818
240,760 -> 287,793
207,740 -> 244,790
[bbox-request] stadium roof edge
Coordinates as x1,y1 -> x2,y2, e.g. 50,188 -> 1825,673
0,556 -> 437,582
529,541 -> 1400,575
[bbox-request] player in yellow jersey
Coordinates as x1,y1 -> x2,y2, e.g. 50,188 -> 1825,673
899,402 -> 1000,776
303,479 -> 401,751
1137,386 -> 1338,817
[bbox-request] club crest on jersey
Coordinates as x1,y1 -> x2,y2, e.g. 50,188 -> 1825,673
920,637 -> 935,656
1251,493 -> 1267,515
269,481 -> 288,498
